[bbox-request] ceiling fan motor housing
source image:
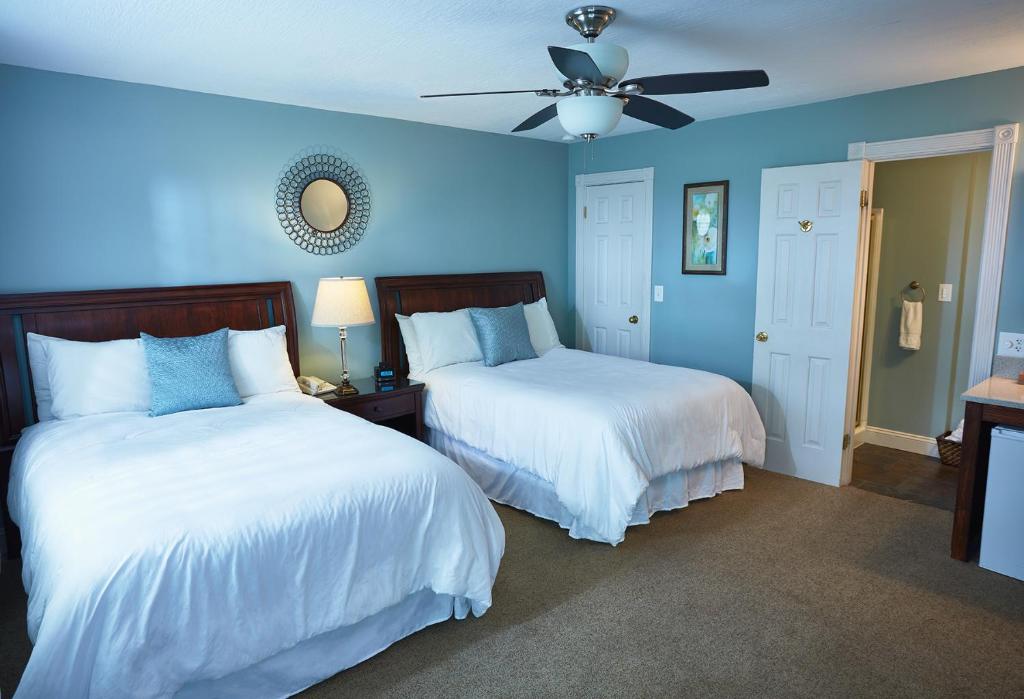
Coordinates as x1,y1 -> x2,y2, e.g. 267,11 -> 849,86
567,42 -> 629,86
565,5 -> 617,41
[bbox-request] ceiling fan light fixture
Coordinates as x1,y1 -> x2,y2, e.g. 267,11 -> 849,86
556,95 -> 623,138
567,42 -> 629,85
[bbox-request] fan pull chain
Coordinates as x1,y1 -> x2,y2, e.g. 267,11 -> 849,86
581,137 -> 596,174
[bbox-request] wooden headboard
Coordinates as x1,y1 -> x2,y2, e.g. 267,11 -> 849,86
0,281 -> 298,449
375,272 -> 546,377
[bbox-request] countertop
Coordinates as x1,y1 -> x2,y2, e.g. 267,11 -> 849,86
962,376 -> 1024,410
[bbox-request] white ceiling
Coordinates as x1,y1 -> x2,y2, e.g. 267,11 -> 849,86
2,0 -> 1023,142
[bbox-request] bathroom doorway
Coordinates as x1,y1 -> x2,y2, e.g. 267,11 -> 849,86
851,151 -> 991,508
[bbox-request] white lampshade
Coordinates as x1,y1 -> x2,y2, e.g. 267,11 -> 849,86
557,95 -> 624,138
311,277 -> 375,328
566,42 -> 629,84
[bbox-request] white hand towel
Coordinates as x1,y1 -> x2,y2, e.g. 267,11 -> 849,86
899,299 -> 922,350
947,418 -> 965,443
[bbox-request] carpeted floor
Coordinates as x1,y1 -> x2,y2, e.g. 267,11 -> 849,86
2,467 -> 1023,697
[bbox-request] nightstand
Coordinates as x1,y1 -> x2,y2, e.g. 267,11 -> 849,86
318,377 -> 425,441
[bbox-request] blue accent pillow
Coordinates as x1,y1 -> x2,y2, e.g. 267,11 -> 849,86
468,303 -> 538,367
140,328 -> 242,416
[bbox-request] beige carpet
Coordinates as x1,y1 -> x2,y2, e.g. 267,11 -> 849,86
2,468 -> 1023,697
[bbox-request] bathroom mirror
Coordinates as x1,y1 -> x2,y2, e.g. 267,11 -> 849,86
300,178 -> 349,232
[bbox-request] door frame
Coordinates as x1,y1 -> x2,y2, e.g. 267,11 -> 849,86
855,208 -> 884,436
574,167 -> 654,360
848,124 -> 1019,388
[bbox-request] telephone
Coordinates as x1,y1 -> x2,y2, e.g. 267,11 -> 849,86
297,375 -> 338,396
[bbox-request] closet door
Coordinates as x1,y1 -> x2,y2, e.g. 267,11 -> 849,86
578,179 -> 651,360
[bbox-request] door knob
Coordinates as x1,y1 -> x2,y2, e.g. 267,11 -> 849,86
628,315 -> 639,325
756,331 -> 768,342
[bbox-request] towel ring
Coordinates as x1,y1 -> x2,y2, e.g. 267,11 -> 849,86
901,280 -> 926,302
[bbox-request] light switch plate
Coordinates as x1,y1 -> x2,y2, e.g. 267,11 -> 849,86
654,285 -> 664,302
997,332 -> 1024,357
938,283 -> 953,302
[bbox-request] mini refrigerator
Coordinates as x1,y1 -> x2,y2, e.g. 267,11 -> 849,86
979,426 -> 1024,581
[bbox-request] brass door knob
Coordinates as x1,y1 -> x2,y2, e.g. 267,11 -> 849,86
756,331 -> 768,342
628,315 -> 639,325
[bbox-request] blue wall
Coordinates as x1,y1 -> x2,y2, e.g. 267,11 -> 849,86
4,63 -> 1024,389
568,67 -> 1024,389
0,64 -> 569,380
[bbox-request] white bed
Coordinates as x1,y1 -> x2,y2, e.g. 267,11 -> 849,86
9,392 -> 504,698
417,347 -> 765,545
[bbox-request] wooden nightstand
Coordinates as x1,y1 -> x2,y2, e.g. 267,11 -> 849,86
318,377 -> 425,441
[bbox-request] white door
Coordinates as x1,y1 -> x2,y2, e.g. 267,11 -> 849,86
752,160 -> 869,486
577,179 -> 651,359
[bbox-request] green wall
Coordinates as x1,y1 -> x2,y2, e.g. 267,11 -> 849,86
867,153 -> 990,436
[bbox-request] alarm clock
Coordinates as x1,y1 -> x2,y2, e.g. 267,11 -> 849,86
374,362 -> 396,387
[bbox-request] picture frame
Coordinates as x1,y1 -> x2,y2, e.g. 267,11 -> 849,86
682,180 -> 729,275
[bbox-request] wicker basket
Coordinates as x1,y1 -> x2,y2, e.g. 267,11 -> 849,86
936,431 -> 962,468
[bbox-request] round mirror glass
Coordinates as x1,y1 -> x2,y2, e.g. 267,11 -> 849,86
300,178 -> 349,232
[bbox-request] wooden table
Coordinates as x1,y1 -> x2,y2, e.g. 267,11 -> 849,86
952,377 -> 1024,561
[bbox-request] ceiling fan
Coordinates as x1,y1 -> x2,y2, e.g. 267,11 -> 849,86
421,5 -> 769,141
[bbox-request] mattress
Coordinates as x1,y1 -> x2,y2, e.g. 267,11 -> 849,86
417,348 -> 765,544
8,393 -> 504,698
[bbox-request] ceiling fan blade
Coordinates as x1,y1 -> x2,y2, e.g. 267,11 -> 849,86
421,89 -> 551,98
620,70 -> 769,95
548,46 -> 604,85
622,96 -> 694,130
512,103 -> 559,133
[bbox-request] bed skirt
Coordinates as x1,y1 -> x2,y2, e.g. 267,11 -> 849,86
176,589 -> 465,698
428,428 -> 745,543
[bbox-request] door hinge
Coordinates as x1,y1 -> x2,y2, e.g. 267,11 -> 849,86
843,433 -> 852,450
859,190 -> 868,208
583,206 -> 588,219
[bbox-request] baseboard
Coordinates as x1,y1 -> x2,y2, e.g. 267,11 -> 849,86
857,425 -> 939,458
853,424 -> 868,449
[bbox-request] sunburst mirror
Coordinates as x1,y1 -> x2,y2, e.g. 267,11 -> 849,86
275,149 -> 370,255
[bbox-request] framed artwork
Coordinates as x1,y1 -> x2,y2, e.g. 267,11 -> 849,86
682,180 -> 728,275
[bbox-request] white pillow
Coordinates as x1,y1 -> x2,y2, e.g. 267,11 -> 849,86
228,326 -> 299,398
409,309 -> 483,374
395,314 -> 425,377
523,297 -> 563,355
26,333 -> 55,421
43,336 -> 151,420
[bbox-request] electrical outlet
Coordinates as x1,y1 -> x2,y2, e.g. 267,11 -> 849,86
938,283 -> 953,302
998,332 -> 1024,357
654,285 -> 664,302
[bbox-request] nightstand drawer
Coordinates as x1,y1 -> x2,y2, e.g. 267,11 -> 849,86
344,392 -> 416,422
318,378 -> 424,440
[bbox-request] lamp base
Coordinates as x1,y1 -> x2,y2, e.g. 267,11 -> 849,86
336,378 -> 359,395
335,326 -> 358,395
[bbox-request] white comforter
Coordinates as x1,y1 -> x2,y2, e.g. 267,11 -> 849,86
8,393 -> 504,698
420,348 -> 765,544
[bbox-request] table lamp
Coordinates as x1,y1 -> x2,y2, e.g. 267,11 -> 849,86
311,277 -> 376,395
